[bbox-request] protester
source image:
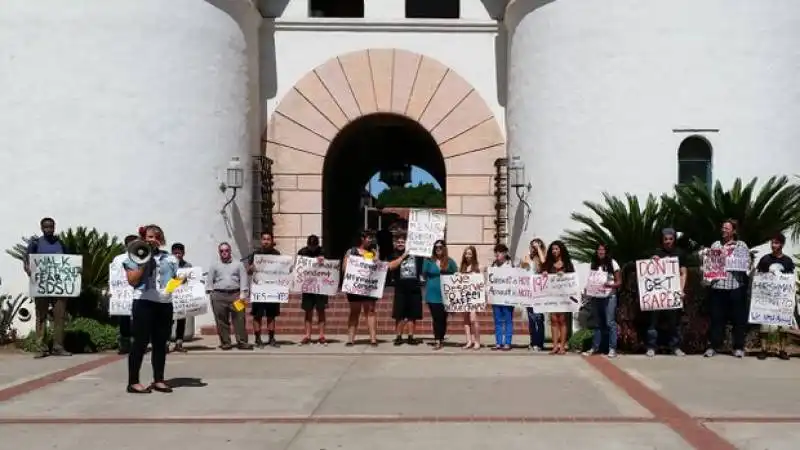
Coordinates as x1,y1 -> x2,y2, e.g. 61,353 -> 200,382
24,217 -> 71,358
386,233 -> 424,346
541,240 -> 576,355
459,246 -> 482,349
755,232 -> 795,360
208,242 -> 253,351
422,239 -> 458,350
246,232 -> 281,347
645,229 -> 687,357
169,242 -> 191,353
490,243 -> 514,351
343,230 -> 380,346
519,238 -> 546,351
297,234 -> 328,345
113,234 -> 139,355
582,243 -> 621,358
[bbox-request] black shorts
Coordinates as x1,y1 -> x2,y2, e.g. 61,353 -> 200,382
392,288 -> 423,321
346,293 -> 376,303
251,302 -> 280,319
301,294 -> 328,312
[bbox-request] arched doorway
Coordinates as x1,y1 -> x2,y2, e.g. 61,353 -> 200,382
322,113 -> 446,258
264,49 -> 505,263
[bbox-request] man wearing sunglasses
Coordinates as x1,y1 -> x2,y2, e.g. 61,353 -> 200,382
206,242 -> 253,350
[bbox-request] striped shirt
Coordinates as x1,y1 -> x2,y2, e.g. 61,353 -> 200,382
709,240 -> 750,290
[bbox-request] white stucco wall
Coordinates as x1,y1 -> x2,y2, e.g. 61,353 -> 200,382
0,0 -> 262,335
506,0 -> 800,264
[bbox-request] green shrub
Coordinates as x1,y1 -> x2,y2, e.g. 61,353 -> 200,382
18,317 -> 118,353
568,328 -> 593,352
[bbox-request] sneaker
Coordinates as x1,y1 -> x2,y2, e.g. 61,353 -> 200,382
318,336 -> 328,346
254,337 -> 264,349
607,349 -> 618,358
220,344 -> 233,351
673,349 -> 686,357
393,336 -> 404,346
407,336 -> 419,345
174,341 -> 188,353
646,349 -> 655,358
531,345 -> 541,352
703,349 -> 716,358
237,343 -> 254,350
733,349 -> 745,358
778,350 -> 790,360
582,348 -> 598,357
268,338 -> 280,348
51,347 -> 72,357
300,337 -> 311,346
757,351 -> 769,360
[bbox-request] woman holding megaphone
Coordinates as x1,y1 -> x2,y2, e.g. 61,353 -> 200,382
123,224 -> 181,394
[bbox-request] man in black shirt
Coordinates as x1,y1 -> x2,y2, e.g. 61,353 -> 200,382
169,242 -> 191,353
755,232 -> 796,360
246,231 -> 281,347
386,233 -> 423,345
645,228 -> 688,357
297,235 -> 329,345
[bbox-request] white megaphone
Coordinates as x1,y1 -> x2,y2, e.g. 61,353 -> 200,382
127,240 -> 154,265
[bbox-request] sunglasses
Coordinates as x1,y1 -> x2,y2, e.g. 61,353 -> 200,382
219,249 -> 231,253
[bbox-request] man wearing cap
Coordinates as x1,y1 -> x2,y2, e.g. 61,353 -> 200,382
645,228 -> 687,357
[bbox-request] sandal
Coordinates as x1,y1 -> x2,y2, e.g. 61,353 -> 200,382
126,384 -> 152,394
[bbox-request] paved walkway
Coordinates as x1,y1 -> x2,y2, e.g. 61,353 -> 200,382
0,335 -> 798,449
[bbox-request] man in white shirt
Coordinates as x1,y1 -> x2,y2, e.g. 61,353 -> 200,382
114,235 -> 139,354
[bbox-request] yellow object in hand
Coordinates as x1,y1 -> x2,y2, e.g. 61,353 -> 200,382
164,278 -> 184,294
232,299 -> 246,312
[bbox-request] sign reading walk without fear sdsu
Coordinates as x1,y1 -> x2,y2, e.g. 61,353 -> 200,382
29,254 -> 83,298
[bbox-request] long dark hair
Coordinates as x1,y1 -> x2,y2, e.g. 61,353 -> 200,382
432,239 -> 449,271
460,246 -> 480,273
590,243 -> 615,273
542,240 -> 575,273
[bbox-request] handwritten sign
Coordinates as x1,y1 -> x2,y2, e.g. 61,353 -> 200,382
702,249 -> 726,281
441,273 -> 486,312
108,260 -> 135,316
406,209 -> 446,257
487,267 -> 531,306
250,255 -> 293,303
341,255 -> 388,298
724,245 -> 749,272
292,256 -> 340,296
636,257 -> 682,311
529,273 -> 581,313
585,270 -> 611,297
748,272 -> 796,327
29,254 -> 82,298
172,267 -> 208,319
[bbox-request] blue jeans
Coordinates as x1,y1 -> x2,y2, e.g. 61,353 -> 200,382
590,295 -> 618,351
492,305 -> 514,346
526,308 -> 545,347
646,309 -> 682,350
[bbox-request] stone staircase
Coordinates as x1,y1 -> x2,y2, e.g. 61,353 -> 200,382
200,287 -> 532,337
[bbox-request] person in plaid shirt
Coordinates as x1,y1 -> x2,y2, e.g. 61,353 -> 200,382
704,219 -> 750,358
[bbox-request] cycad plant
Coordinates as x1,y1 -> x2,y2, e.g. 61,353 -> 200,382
6,227 -> 124,323
561,193 -> 669,267
661,176 -> 800,248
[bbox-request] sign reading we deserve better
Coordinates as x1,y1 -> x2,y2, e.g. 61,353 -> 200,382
341,255 -> 388,299
487,267 -> 532,307
172,267 -> 208,319
748,272 -> 796,327
406,209 -> 446,257
108,261 -> 135,316
29,254 -> 82,297
529,272 -> 581,313
251,255 -> 293,303
636,257 -> 682,311
441,272 -> 486,312
292,256 -> 340,296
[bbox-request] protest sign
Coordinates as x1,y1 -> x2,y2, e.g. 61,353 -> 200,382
108,260 -> 135,316
702,248 -> 726,281
172,267 -> 208,319
341,255 -> 388,298
292,256 -> 340,296
406,209 -> 446,257
487,267 -> 531,307
724,245 -> 749,272
250,255 -> 293,303
748,272 -> 796,327
29,254 -> 82,298
636,257 -> 682,311
585,270 -> 611,298
529,272 -> 581,313
441,272 -> 486,312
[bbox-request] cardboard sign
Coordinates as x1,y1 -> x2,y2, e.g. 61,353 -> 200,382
250,255 -> 293,303
292,256 -> 340,296
636,257 -> 682,311
702,249 -> 726,281
29,254 -> 82,298
749,272 -> 796,327
406,209 -> 446,257
172,267 -> 208,319
441,272 -> 486,312
487,267 -> 532,307
341,255 -> 388,298
108,260 -> 135,316
530,272 -> 581,313
724,245 -> 750,272
585,270 -> 611,297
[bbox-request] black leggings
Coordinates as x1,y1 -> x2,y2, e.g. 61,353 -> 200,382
128,300 -> 173,385
428,303 -> 447,341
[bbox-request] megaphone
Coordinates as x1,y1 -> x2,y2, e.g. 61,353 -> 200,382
127,240 -> 153,265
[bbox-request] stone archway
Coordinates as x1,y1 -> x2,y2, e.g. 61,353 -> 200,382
264,48 -> 505,261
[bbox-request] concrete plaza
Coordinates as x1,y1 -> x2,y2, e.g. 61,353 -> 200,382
0,336 -> 798,449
